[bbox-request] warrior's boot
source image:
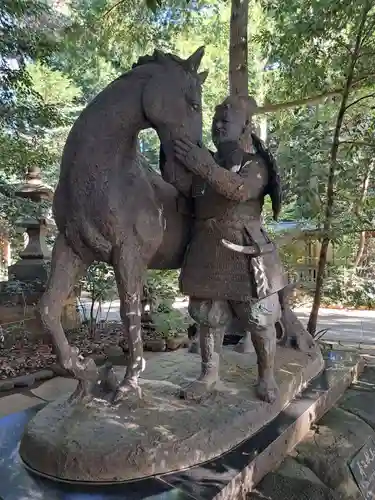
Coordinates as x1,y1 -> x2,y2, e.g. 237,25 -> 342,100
181,325 -> 224,400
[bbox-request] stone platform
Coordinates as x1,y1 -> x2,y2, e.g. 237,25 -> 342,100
19,346 -> 324,483
0,350 -> 363,499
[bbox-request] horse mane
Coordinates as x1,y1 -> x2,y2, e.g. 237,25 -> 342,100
131,50 -> 194,75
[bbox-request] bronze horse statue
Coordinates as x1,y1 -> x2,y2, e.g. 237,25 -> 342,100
38,47 -> 207,401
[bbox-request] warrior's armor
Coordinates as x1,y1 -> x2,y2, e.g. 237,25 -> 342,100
180,139 -> 286,302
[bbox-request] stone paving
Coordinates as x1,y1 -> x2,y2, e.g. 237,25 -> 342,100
0,393 -> 42,418
249,365 -> 375,499
78,298 -> 375,344
295,307 -> 375,345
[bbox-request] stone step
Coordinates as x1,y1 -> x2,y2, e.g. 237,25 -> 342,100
251,365 -> 375,500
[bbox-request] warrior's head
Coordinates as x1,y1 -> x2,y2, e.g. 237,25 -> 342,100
211,95 -> 257,150
212,95 -> 282,221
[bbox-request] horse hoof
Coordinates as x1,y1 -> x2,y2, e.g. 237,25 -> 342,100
179,379 -> 216,401
62,347 -> 99,382
68,379 -> 95,404
234,340 -> 255,353
111,380 -> 142,404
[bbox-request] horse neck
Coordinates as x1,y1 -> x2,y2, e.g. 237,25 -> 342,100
95,72 -> 150,155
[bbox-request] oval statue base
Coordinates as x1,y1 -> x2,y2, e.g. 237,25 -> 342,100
19,347 -> 324,483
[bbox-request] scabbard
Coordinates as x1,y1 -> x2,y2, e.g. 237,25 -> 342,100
221,238 -> 275,256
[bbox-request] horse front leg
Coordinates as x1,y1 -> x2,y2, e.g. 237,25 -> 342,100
112,246 -> 145,402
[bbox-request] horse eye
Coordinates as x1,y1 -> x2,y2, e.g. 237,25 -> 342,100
191,103 -> 200,111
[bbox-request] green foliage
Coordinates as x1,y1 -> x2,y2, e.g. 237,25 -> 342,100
0,0 -> 58,98
78,262 -> 117,333
144,270 -> 180,311
80,262 -> 117,304
151,306 -> 192,338
144,270 -> 191,337
28,62 -> 82,106
0,2 -> 81,237
322,266 -> 375,309
257,0 -> 375,102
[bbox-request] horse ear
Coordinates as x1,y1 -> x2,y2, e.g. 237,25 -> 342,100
153,49 -> 164,60
186,46 -> 205,72
198,71 -> 208,84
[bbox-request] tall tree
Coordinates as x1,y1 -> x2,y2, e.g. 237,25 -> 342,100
258,0 -> 375,332
229,0 -> 249,97
306,0 -> 375,334
0,1 -> 81,238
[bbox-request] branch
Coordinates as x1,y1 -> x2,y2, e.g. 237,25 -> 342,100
358,51 -> 375,58
360,15 -> 375,47
255,73 -> 375,115
256,89 -> 341,114
334,39 -> 352,53
102,0 -> 126,18
339,140 -> 375,147
345,92 -> 375,111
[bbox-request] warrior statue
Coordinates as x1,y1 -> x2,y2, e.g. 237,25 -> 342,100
173,95 -> 285,403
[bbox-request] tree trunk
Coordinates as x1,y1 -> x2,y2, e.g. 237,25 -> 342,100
353,232 -> 367,269
229,0 -> 249,97
307,1 -> 371,335
352,161 -> 374,269
229,0 -> 252,152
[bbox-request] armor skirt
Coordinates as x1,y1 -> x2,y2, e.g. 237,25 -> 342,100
179,217 -> 285,302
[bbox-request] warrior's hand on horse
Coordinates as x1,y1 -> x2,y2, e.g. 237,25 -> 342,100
174,138 -> 214,172
173,137 -> 264,202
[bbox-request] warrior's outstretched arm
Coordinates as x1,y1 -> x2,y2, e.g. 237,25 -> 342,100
173,139 -> 267,201
188,157 -> 267,201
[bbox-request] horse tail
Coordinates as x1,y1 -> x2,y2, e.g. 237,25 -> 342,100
53,183 -> 112,264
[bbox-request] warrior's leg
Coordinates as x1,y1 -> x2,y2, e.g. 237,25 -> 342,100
232,295 -> 280,404
180,298 -> 231,400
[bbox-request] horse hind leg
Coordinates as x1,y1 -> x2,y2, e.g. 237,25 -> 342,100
36,233 -> 98,390
112,244 -> 145,402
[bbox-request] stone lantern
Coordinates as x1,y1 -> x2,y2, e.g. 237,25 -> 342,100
8,166 -> 55,289
0,166 -> 81,338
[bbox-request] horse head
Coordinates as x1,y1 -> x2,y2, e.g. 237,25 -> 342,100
134,47 -> 208,161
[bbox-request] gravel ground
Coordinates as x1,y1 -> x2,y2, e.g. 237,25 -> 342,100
0,322 -> 172,380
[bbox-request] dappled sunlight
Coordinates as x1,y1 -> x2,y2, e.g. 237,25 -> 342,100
279,368 -> 294,376
15,343 -> 323,484
0,347 -> 362,496
153,425 -> 178,441
78,298 -> 375,344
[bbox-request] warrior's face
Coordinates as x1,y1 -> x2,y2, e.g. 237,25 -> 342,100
211,99 -> 248,149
